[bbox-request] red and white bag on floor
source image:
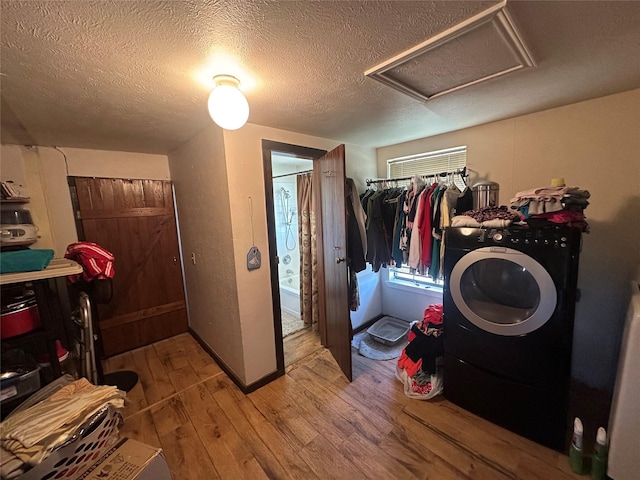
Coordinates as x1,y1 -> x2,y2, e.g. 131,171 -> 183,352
395,304 -> 444,400
395,357 -> 443,400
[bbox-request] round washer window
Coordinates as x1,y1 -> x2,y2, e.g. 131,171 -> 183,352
450,247 -> 557,336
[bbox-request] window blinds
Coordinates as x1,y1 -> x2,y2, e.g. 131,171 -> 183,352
387,146 -> 467,179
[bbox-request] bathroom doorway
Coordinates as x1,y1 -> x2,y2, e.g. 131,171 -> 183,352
271,154 -> 313,339
262,140 -> 327,375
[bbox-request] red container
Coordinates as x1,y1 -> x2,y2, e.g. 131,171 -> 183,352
1,296 -> 41,339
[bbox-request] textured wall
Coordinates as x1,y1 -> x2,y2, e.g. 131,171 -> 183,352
168,125 -> 245,382
0,145 -> 55,251
377,88 -> 640,392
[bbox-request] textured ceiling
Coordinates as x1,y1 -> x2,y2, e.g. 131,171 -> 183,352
1,1 -> 640,155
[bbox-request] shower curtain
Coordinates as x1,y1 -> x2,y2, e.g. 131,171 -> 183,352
297,172 -> 319,331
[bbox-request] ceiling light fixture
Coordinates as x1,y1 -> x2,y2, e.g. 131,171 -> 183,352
207,74 -> 249,130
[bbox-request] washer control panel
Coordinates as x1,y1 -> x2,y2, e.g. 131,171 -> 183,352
478,226 -> 576,249
446,225 -> 581,251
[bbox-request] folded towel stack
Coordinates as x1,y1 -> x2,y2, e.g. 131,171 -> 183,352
0,249 -> 54,274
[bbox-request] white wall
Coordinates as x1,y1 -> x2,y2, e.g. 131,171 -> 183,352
377,88 -> 640,391
345,144 -> 378,194
0,145 -> 28,186
168,127 -> 246,382
380,272 -> 444,323
350,265 -> 382,330
1,145 -> 55,251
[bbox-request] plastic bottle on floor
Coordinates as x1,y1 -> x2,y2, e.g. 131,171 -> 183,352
591,427 -> 608,480
569,417 -> 585,474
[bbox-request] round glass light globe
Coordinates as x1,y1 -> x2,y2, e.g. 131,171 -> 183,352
208,84 -> 249,130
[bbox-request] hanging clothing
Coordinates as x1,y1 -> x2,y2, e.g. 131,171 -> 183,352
348,269 -> 360,311
429,185 -> 447,280
456,187 -> 473,214
346,179 -> 366,274
364,171 -> 468,277
444,184 -> 461,220
391,190 -> 407,267
408,188 -> 426,270
64,242 -> 115,283
364,188 -> 403,272
346,178 -> 367,256
365,190 -> 386,271
417,183 -> 438,270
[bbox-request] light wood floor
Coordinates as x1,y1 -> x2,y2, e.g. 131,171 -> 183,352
103,330 -> 585,480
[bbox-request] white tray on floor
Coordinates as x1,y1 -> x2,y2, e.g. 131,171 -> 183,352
367,316 -> 410,346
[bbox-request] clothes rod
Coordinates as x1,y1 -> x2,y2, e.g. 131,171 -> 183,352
272,169 -> 313,180
366,167 -> 467,186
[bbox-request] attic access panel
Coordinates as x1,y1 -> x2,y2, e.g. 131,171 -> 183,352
365,0 -> 535,102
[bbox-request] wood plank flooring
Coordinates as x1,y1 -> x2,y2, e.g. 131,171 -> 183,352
103,331 -> 585,480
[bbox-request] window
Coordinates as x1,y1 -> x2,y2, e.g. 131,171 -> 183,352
386,146 -> 467,289
387,146 -> 467,191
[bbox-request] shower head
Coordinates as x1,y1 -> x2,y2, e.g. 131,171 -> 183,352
280,187 -> 290,199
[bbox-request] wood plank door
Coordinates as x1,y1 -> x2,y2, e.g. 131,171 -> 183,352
71,177 -> 188,357
317,145 -> 352,381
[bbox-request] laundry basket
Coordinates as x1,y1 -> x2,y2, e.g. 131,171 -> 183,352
18,405 -> 122,480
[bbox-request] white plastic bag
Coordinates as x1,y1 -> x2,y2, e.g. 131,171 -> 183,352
395,362 -> 443,400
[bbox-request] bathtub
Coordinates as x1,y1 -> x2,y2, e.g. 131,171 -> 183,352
279,274 -> 300,316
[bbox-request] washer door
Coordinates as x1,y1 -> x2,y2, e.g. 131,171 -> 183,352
450,247 -> 557,336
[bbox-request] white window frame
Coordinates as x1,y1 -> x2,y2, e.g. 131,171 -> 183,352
386,146 -> 467,289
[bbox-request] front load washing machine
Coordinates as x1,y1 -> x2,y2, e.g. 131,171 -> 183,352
443,225 -> 581,451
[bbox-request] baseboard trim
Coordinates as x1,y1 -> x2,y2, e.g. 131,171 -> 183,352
188,327 -> 284,394
353,313 -> 386,335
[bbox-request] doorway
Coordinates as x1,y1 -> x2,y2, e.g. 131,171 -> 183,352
271,154 -> 313,339
262,141 -> 326,372
262,141 -> 353,381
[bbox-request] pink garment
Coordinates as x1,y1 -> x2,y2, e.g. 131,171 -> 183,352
423,304 -> 443,325
530,210 -> 584,223
65,242 -> 115,283
418,183 -> 437,267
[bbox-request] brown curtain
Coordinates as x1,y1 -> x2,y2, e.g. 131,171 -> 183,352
297,172 -> 319,331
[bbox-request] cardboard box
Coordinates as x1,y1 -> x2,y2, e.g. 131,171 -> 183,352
79,438 -> 171,480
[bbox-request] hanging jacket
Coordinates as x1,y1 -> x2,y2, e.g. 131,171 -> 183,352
65,242 -> 115,283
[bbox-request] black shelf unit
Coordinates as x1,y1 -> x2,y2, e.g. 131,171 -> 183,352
1,260 -> 82,417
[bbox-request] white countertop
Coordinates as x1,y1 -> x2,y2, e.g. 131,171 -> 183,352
0,258 -> 83,285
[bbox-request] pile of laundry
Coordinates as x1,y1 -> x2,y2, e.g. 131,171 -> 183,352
0,377 -> 125,479
396,304 -> 444,400
509,185 -> 590,232
451,205 -> 520,228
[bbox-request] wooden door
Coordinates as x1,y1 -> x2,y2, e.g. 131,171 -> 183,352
71,177 -> 188,357
317,145 -> 352,381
